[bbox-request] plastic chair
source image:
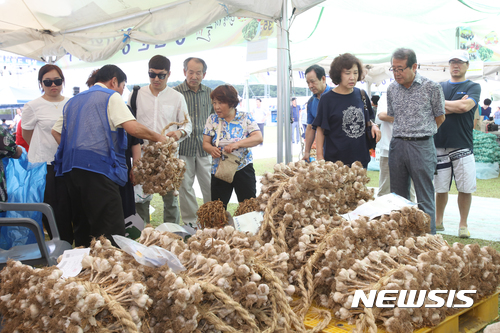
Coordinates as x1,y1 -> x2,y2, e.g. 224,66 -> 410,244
0,202 -> 72,268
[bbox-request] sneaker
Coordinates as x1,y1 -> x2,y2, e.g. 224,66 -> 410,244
435,224 -> 445,231
458,227 -> 470,238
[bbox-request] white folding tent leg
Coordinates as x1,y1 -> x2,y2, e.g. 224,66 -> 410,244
277,0 -> 292,164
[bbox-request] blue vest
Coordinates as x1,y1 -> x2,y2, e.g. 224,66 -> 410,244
54,85 -> 128,186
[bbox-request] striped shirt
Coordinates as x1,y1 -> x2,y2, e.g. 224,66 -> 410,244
174,81 -> 213,157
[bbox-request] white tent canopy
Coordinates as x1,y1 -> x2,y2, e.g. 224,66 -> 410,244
0,0 -> 323,63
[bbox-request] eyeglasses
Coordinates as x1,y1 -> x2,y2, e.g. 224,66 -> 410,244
389,66 -> 409,74
148,72 -> 167,80
449,60 -> 467,65
42,79 -> 63,87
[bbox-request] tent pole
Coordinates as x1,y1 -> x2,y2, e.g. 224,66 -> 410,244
277,0 -> 292,164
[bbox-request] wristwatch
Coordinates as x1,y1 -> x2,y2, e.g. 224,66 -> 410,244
180,129 -> 187,138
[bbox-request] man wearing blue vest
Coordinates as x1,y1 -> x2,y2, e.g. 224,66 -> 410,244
52,65 -> 167,247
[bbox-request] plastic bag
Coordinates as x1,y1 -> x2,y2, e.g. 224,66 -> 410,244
367,156 -> 380,171
475,161 -> 499,180
134,184 -> 153,204
112,235 -> 186,273
0,149 -> 47,250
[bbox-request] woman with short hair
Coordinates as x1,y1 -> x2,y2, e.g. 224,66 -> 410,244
313,53 -> 381,168
203,85 -> 262,209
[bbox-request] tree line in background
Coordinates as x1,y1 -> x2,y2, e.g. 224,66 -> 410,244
126,80 -> 309,98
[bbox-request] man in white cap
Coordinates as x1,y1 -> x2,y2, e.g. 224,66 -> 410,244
434,50 -> 481,238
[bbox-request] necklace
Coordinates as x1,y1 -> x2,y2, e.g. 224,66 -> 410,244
43,94 -> 64,108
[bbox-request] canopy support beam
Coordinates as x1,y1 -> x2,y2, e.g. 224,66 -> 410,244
277,0 -> 292,164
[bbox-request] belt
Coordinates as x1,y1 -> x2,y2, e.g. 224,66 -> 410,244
395,136 -> 431,141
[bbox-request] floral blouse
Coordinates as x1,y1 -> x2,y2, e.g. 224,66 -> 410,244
203,111 -> 259,174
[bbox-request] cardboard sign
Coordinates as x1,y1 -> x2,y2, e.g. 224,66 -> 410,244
342,193 -> 417,221
233,211 -> 264,235
57,248 -> 91,278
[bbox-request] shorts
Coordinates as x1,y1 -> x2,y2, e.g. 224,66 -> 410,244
434,148 -> 476,193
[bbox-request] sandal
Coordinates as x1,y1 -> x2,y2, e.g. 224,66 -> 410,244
458,227 -> 470,238
435,224 -> 445,232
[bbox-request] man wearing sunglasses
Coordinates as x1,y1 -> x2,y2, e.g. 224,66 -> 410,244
386,48 -> 446,235
132,55 -> 192,225
434,50 -> 480,239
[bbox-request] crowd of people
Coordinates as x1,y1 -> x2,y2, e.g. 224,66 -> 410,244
0,46 -> 486,246
0,55 -> 262,246
301,48 -> 481,239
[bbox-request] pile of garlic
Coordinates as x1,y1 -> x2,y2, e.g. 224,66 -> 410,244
0,237 -> 151,333
331,236 -> 500,333
133,138 -> 186,196
136,226 -> 310,332
257,160 -> 373,252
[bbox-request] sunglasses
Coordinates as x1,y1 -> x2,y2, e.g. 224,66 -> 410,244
148,72 -> 167,80
42,79 -> 63,87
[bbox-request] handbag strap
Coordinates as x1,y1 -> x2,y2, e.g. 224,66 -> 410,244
359,89 -> 371,128
215,119 -> 223,147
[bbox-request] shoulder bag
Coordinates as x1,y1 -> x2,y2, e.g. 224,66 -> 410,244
214,120 -> 241,183
360,89 -> 377,150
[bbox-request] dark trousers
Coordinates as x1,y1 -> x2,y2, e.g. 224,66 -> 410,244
211,163 -> 256,210
44,164 -> 74,244
64,168 -> 125,247
389,137 -> 437,234
258,123 -> 265,142
119,177 -> 136,219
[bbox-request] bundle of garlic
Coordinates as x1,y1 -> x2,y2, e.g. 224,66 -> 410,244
323,235 -> 500,333
257,160 -> 373,253
136,226 -> 319,333
0,238 -> 151,333
196,199 -> 228,229
234,197 -> 260,216
133,138 -> 186,196
290,207 -> 431,319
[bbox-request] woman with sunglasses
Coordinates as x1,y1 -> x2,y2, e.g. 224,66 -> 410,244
21,64 -> 74,244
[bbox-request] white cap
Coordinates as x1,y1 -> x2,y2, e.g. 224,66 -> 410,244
449,50 -> 469,62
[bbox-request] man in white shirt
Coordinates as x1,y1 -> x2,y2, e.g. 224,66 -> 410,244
251,98 -> 268,145
375,94 -> 416,202
132,55 -> 192,225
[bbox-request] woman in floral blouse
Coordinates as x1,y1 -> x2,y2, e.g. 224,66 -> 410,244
203,85 -> 263,209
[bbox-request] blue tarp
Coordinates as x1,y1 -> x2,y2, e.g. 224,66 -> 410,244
0,149 -> 46,249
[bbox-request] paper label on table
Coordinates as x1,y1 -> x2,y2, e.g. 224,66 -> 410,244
233,211 -> 264,235
342,193 -> 417,220
112,235 -> 185,272
57,248 -> 90,278
156,223 -> 193,235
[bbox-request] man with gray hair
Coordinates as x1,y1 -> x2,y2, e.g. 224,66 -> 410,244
387,48 -> 445,234
174,57 -> 213,228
